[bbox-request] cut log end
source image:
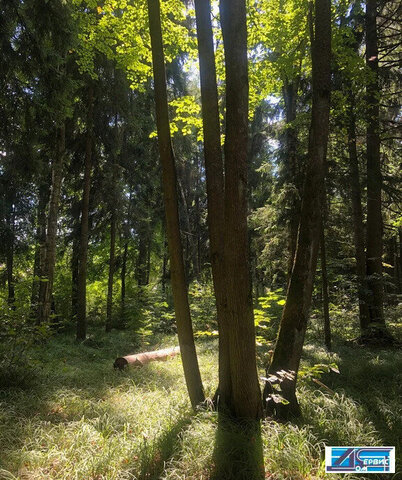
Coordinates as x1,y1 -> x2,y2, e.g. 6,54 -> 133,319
114,357 -> 129,370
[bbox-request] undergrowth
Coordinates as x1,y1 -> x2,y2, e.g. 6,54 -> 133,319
0,328 -> 400,480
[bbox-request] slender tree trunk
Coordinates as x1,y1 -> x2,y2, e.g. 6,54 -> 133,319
147,0 -> 204,409
5,199 -> 15,309
106,211 -> 116,332
161,234 -> 168,293
71,217 -> 80,322
347,96 -> 370,330
146,234 -> 151,284
136,229 -> 148,286
283,80 -> 301,280
38,125 -> 65,325
264,0 -> 331,419
220,0 -> 262,420
121,241 -> 128,306
31,179 -> 50,315
194,0 -> 232,408
76,85 -> 94,341
106,113 -> 120,333
365,0 -> 385,329
320,217 -> 331,350
397,227 -> 402,293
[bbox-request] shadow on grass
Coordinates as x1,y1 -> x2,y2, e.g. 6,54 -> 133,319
328,347 -> 401,446
301,343 -> 401,448
0,332 -> 187,470
211,414 -> 265,480
136,415 -> 193,480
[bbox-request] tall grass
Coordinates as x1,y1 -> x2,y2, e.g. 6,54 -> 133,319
0,329 -> 400,480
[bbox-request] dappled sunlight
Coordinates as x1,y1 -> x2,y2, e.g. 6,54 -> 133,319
0,331 -> 400,479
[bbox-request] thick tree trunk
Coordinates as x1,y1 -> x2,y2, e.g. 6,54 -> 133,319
194,0 -> 232,409
347,97 -> 370,330
320,217 -> 331,350
264,0 -> 331,419
220,0 -> 262,420
147,0 -> 204,409
365,0 -> 385,328
76,86 -> 94,341
38,125 -> 65,325
106,211 -> 116,332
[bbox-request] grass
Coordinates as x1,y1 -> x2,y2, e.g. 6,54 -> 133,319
0,327 -> 400,480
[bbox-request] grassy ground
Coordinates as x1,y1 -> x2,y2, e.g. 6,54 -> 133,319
0,328 -> 400,480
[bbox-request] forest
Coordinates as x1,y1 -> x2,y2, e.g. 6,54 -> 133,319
0,0 -> 401,478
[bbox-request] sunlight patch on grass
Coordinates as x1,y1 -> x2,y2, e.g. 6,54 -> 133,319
0,332 -> 400,480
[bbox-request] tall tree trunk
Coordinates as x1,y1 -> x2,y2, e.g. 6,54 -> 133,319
320,216 -> 331,350
76,85 -> 94,341
106,211 -> 116,332
146,234 -> 151,284
106,113 -> 120,333
121,240 -> 128,309
365,0 -> 385,329
31,179 -> 49,316
71,215 -> 80,323
194,0 -> 231,408
5,198 -> 15,309
347,96 -> 371,330
147,0 -> 204,409
264,0 -> 331,419
283,80 -> 301,280
397,227 -> 402,293
161,234 -> 168,293
136,229 -> 148,286
38,125 -> 65,325
220,0 -> 262,420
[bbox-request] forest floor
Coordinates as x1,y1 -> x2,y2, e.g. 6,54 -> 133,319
0,325 -> 401,480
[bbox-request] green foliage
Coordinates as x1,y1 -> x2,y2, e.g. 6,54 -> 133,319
254,289 -> 286,345
0,308 -> 51,388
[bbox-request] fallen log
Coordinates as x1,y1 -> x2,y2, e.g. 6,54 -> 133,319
113,346 -> 180,370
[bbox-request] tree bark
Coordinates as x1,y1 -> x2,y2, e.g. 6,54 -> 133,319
38,125 -> 65,325
194,0 -> 232,409
136,228 -> 149,286
31,178 -> 49,316
121,240 -> 128,307
220,0 -> 262,420
397,227 -> 402,293
106,113 -> 120,333
264,0 -> 331,419
5,196 -> 15,309
76,85 -> 94,341
283,80 -> 301,281
320,216 -> 331,350
147,0 -> 204,409
106,210 -> 116,332
71,212 -> 80,323
347,95 -> 370,330
365,0 -> 385,328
